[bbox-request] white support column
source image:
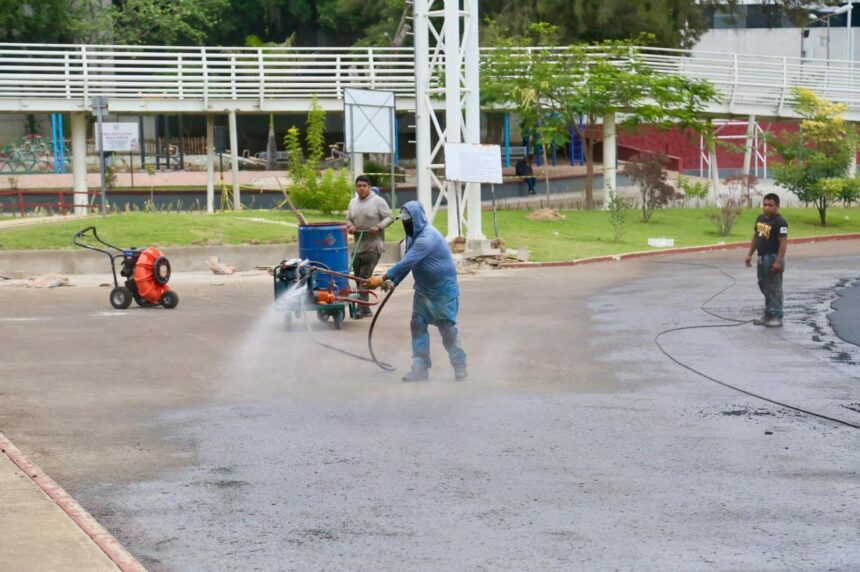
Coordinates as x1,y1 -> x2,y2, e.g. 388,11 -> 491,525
464,0 -> 484,241
71,112 -> 88,215
444,0 -> 462,239
602,112 -> 616,209
206,115 -> 215,214
849,136 -> 857,178
414,0 -> 433,215
228,110 -> 240,210
707,128 -> 721,199
742,115 -> 756,179
351,153 -> 364,184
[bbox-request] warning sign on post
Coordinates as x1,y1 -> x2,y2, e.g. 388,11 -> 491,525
99,123 -> 140,152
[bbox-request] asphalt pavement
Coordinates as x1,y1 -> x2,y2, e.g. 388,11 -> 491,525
1,241 -> 858,571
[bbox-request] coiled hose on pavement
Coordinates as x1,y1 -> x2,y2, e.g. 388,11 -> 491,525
652,259 -> 859,430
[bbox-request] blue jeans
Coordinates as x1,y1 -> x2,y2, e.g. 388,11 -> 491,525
410,292 -> 467,370
757,253 -> 784,318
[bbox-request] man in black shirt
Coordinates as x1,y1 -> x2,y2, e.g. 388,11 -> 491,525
745,193 -> 788,327
515,155 -> 537,195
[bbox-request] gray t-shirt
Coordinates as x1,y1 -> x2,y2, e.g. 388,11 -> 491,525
346,193 -> 394,254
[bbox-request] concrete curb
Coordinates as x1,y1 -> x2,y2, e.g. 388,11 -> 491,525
0,242 -> 403,276
0,433 -> 146,572
499,233 -> 860,269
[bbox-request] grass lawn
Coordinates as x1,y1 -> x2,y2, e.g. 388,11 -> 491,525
0,207 -> 857,261
0,211 -> 337,251
469,206 -> 860,261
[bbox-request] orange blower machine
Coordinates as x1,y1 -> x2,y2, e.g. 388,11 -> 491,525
74,226 -> 179,310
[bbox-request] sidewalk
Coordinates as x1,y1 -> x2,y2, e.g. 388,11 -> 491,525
0,433 -> 144,572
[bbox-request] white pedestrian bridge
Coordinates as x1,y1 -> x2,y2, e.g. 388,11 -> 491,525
1,43 -> 860,120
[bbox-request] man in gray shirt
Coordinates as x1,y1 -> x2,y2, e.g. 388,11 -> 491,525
346,175 -> 394,317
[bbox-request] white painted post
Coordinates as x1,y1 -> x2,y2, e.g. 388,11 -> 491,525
229,110 -> 241,210
742,115 -> 756,180
444,0 -> 462,239
71,112 -> 88,215
602,112 -> 617,210
206,115 -> 215,213
414,0 -> 433,215
464,0 -> 484,241
708,127 -> 721,199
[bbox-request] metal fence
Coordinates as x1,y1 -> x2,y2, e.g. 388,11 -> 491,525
1,43 -> 860,116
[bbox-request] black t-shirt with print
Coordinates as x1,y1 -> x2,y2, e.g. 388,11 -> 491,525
754,213 -> 788,255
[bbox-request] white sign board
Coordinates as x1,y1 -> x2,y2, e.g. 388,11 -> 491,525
444,144 -> 504,184
99,122 -> 139,152
344,88 -> 395,154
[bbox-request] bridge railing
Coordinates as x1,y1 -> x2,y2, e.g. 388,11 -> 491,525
2,43 -> 860,115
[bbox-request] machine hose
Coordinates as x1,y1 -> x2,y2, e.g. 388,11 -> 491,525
295,276 -> 396,372
652,259 -> 860,430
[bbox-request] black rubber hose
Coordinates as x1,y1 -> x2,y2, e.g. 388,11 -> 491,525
651,259 -> 860,430
367,287 -> 396,372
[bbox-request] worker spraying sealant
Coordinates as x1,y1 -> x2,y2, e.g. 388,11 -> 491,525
367,200 -> 468,382
346,175 -> 394,318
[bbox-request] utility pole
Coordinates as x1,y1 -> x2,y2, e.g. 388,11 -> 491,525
92,96 -> 108,216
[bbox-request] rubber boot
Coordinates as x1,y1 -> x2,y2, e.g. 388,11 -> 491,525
402,367 -> 429,382
454,365 -> 467,381
765,316 -> 783,327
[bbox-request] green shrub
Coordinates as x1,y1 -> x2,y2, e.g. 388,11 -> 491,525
363,160 -> 388,186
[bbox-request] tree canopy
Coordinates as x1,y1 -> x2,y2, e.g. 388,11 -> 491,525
770,88 -> 859,226
484,24 -> 718,209
0,0 -> 834,48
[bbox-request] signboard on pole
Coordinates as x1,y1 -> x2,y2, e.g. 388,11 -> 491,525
98,122 -> 140,152
444,144 -> 504,184
344,88 -> 395,154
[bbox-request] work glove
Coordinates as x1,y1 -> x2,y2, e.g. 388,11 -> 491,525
367,275 -> 384,289
381,279 -> 395,292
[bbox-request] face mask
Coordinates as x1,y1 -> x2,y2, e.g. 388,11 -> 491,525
403,219 -> 414,236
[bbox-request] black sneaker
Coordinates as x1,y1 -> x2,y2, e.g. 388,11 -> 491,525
402,368 -> 429,382
454,365 -> 467,381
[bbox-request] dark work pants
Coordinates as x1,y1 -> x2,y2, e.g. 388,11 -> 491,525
757,253 -> 784,318
353,250 -> 381,310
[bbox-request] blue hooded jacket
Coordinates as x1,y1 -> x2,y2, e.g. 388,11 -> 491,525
387,201 -> 459,299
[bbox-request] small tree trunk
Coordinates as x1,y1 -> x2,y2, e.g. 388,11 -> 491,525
818,198 -> 827,226
541,137 -> 551,201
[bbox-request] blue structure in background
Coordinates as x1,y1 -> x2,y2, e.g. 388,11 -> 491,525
394,116 -> 400,166
569,117 -> 585,166
50,113 -> 66,174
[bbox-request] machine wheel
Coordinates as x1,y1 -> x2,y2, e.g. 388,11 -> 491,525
161,290 -> 179,309
333,310 -> 344,330
153,256 -> 171,285
109,286 -> 133,310
316,310 -> 329,323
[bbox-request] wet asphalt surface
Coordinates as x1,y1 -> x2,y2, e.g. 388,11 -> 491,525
1,242 -> 859,571
830,280 -> 860,347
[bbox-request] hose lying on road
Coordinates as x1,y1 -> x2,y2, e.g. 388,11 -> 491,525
652,259 -> 860,430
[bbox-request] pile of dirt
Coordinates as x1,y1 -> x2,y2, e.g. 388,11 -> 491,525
527,208 -> 566,221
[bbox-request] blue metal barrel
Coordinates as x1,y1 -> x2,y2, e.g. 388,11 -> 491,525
298,222 -> 349,294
